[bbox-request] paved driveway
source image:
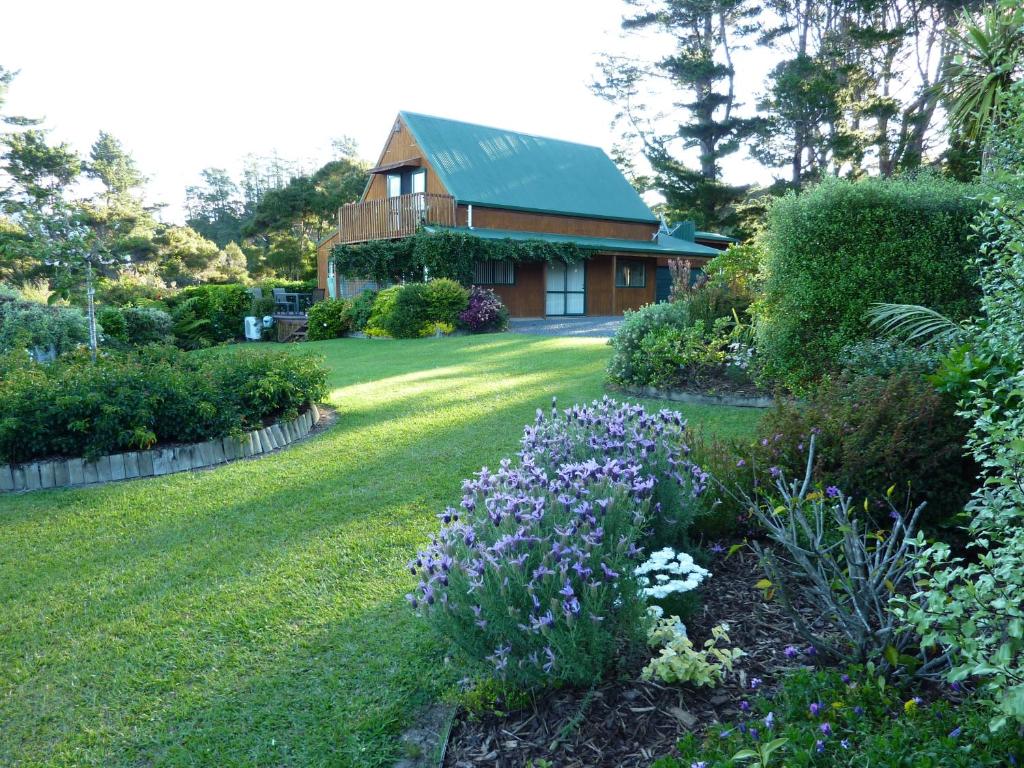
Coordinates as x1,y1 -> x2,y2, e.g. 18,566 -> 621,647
509,316 -> 623,338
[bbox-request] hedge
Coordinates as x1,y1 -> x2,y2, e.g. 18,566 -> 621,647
0,346 -> 327,463
752,175 -> 981,389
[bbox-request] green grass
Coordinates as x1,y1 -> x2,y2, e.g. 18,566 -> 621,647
0,334 -> 762,767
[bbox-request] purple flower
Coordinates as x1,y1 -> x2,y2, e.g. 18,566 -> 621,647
769,466 -> 782,478
948,726 -> 962,739
826,485 -> 841,498
763,711 -> 775,729
815,739 -> 825,754
820,722 -> 832,736
805,645 -> 817,656
710,542 -> 726,554
736,459 -> 746,467
841,673 -> 851,684
840,738 -> 850,750
690,763 -> 707,768
558,580 -> 575,598
890,508 -> 901,521
784,645 -> 799,659
750,677 -> 763,690
810,702 -> 822,717
739,700 -> 750,712
853,706 -> 864,716
749,727 -> 760,741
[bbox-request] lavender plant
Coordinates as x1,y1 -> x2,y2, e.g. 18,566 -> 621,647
521,397 -> 710,547
408,456 -> 654,687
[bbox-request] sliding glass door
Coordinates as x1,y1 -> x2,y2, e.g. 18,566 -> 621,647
545,261 -> 586,316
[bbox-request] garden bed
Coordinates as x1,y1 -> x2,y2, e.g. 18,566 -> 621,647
0,404 -> 330,492
442,547 -> 823,768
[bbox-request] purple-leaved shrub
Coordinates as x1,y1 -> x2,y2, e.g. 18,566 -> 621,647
409,456 -> 653,687
521,397 -> 709,548
457,286 -> 509,333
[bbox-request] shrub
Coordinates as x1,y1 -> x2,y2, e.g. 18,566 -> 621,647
750,371 -> 975,529
753,175 -> 981,390
164,284 -> 252,347
122,307 -> 173,346
458,285 -> 509,333
346,289 -> 377,331
607,301 -> 692,385
424,278 -> 469,326
902,97 -> 1024,732
747,441 -> 929,673
0,297 -> 92,356
306,298 -> 351,341
97,306 -> 128,344
365,285 -> 401,335
0,346 -> 327,463
408,457 -> 653,688
838,337 -> 941,378
521,397 -> 710,549
659,667 -> 1022,767
383,282 -> 432,338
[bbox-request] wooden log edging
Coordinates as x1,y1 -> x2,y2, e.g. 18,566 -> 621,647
619,385 -> 776,409
0,403 -> 324,494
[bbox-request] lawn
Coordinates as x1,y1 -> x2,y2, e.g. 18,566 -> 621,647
0,334 -> 762,768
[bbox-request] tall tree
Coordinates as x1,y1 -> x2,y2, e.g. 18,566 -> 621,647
185,168 -> 245,247
594,0 -> 763,231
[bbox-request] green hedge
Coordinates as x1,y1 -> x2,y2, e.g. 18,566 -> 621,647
753,175 -> 981,390
363,280 -> 472,338
0,346 -> 327,463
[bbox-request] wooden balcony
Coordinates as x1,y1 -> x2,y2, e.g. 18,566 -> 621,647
338,192 -> 456,244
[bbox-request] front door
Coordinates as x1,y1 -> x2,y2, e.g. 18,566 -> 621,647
546,261 -> 586,316
656,265 -> 672,302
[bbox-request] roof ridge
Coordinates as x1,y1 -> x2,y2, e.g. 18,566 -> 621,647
398,110 -> 606,152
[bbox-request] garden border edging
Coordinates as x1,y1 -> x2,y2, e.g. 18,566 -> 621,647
0,404 -> 325,493
619,385 -> 775,409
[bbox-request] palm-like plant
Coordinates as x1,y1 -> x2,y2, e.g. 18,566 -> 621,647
866,302 -> 967,347
944,1 -> 1024,145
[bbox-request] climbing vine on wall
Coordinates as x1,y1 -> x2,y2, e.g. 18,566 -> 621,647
331,230 -> 586,284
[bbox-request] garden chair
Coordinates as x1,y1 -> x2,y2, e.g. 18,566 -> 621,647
272,287 -> 294,314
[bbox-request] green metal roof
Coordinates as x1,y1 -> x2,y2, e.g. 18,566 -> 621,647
400,111 -> 658,224
424,226 -> 722,258
695,230 -> 737,243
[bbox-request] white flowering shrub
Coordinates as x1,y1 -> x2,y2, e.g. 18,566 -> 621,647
635,546 -> 710,600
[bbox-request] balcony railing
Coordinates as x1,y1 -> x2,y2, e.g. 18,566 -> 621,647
338,192 -> 457,244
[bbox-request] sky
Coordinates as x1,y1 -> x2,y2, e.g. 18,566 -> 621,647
2,0 -> 777,223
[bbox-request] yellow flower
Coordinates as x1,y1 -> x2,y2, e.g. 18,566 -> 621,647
903,698 -> 919,714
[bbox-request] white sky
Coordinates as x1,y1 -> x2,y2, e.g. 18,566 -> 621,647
2,0 -> 777,223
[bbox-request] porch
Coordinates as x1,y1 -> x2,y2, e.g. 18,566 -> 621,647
337,192 -> 456,244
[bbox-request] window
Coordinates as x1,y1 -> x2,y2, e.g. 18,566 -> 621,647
616,259 -> 646,288
473,260 -> 515,285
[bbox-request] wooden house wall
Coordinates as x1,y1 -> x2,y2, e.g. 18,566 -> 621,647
489,261 -> 546,318
316,231 -> 340,293
458,205 -> 657,242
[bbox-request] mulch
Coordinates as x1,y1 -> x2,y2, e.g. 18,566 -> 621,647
441,547 -> 829,768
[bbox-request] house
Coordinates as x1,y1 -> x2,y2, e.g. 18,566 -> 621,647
316,112 -> 735,317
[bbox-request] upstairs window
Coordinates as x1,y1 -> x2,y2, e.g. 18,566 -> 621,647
473,260 -> 515,285
616,259 -> 646,288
